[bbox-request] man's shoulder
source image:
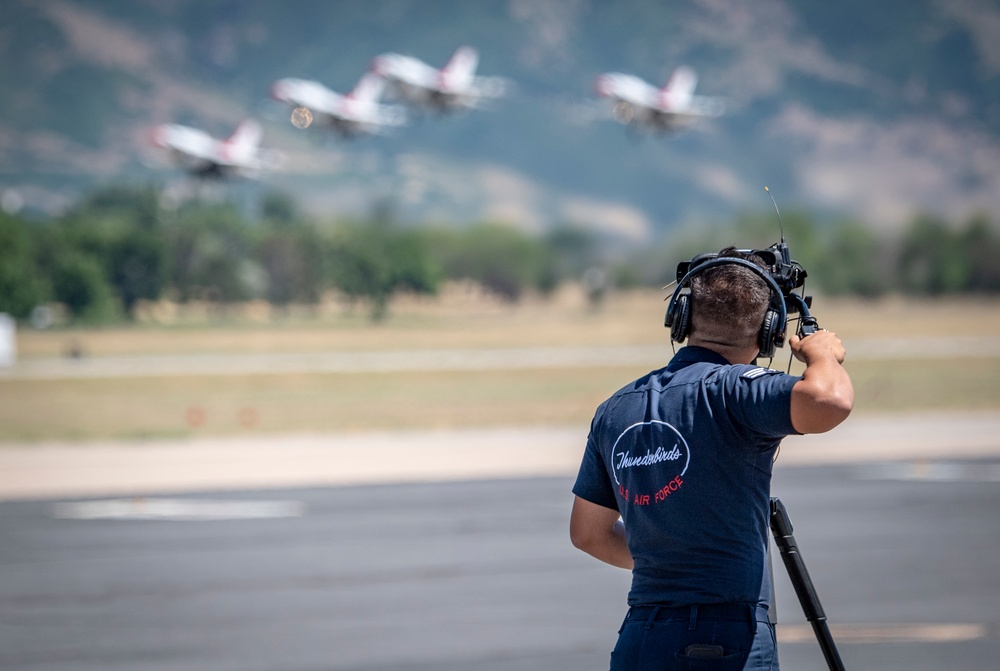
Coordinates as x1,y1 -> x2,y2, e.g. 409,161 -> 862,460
612,367 -> 668,395
737,365 -> 785,381
723,364 -> 799,395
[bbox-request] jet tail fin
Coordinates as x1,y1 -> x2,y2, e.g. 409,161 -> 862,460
223,119 -> 262,163
661,66 -> 698,109
349,72 -> 386,102
441,46 -> 478,90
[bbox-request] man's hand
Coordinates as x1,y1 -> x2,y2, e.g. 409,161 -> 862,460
790,329 -> 846,365
789,329 -> 854,434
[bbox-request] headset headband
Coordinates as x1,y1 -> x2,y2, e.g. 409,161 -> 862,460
669,255 -> 788,336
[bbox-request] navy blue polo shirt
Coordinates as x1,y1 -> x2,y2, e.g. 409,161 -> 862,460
573,345 -> 800,607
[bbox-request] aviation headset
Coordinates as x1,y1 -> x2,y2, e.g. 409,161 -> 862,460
664,255 -> 789,359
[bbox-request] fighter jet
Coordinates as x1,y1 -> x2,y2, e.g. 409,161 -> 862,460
370,46 -> 509,114
148,119 -> 279,178
593,65 -> 724,134
270,72 -> 407,138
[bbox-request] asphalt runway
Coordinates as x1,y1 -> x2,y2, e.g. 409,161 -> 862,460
2,455 -> 999,670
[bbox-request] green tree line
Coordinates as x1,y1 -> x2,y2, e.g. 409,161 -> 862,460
0,186 -> 587,324
649,209 -> 1000,299
1,185 -> 998,325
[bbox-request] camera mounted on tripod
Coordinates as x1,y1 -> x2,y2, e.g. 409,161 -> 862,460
665,238 -> 818,359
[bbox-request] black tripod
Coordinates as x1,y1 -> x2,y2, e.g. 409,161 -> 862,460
770,497 -> 846,671
768,290 -> 846,669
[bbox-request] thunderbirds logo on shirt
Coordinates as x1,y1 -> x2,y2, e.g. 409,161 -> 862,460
610,420 -> 690,506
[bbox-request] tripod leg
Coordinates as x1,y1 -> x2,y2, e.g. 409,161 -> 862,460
770,497 -> 847,671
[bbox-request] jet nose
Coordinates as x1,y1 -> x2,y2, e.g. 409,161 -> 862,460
148,125 -> 167,148
593,75 -> 611,97
270,80 -> 289,101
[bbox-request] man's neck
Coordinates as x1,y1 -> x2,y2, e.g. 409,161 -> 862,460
686,337 -> 758,365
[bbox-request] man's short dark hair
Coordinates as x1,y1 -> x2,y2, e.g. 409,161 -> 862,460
689,247 -> 772,348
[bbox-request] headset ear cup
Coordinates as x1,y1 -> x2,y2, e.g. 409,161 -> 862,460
670,294 -> 691,343
758,308 -> 782,359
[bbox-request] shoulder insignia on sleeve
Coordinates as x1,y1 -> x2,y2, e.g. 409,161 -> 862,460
741,366 -> 780,380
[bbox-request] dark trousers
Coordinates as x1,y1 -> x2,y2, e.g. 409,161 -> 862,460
609,603 -> 778,671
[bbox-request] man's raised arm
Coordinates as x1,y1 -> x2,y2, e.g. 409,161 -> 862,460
789,330 -> 855,434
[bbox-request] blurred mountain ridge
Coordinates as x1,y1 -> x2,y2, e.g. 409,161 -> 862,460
1,0 -> 998,241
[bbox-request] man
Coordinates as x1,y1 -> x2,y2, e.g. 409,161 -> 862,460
570,247 -> 853,670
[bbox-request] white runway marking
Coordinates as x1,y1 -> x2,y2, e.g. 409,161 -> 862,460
778,622 -> 989,644
51,497 -> 305,520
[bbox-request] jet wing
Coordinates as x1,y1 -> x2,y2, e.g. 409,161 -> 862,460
272,77 -> 406,132
371,53 -> 441,91
272,79 -> 346,119
594,73 -> 660,108
150,124 -> 222,172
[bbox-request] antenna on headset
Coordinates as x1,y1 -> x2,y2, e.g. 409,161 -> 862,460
765,186 -> 792,266
764,186 -> 817,340
764,186 -> 783,240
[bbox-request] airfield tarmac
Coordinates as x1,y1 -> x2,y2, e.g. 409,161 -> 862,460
2,411 -> 1000,670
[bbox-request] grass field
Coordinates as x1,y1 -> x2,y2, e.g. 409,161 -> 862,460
2,286 -> 999,443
